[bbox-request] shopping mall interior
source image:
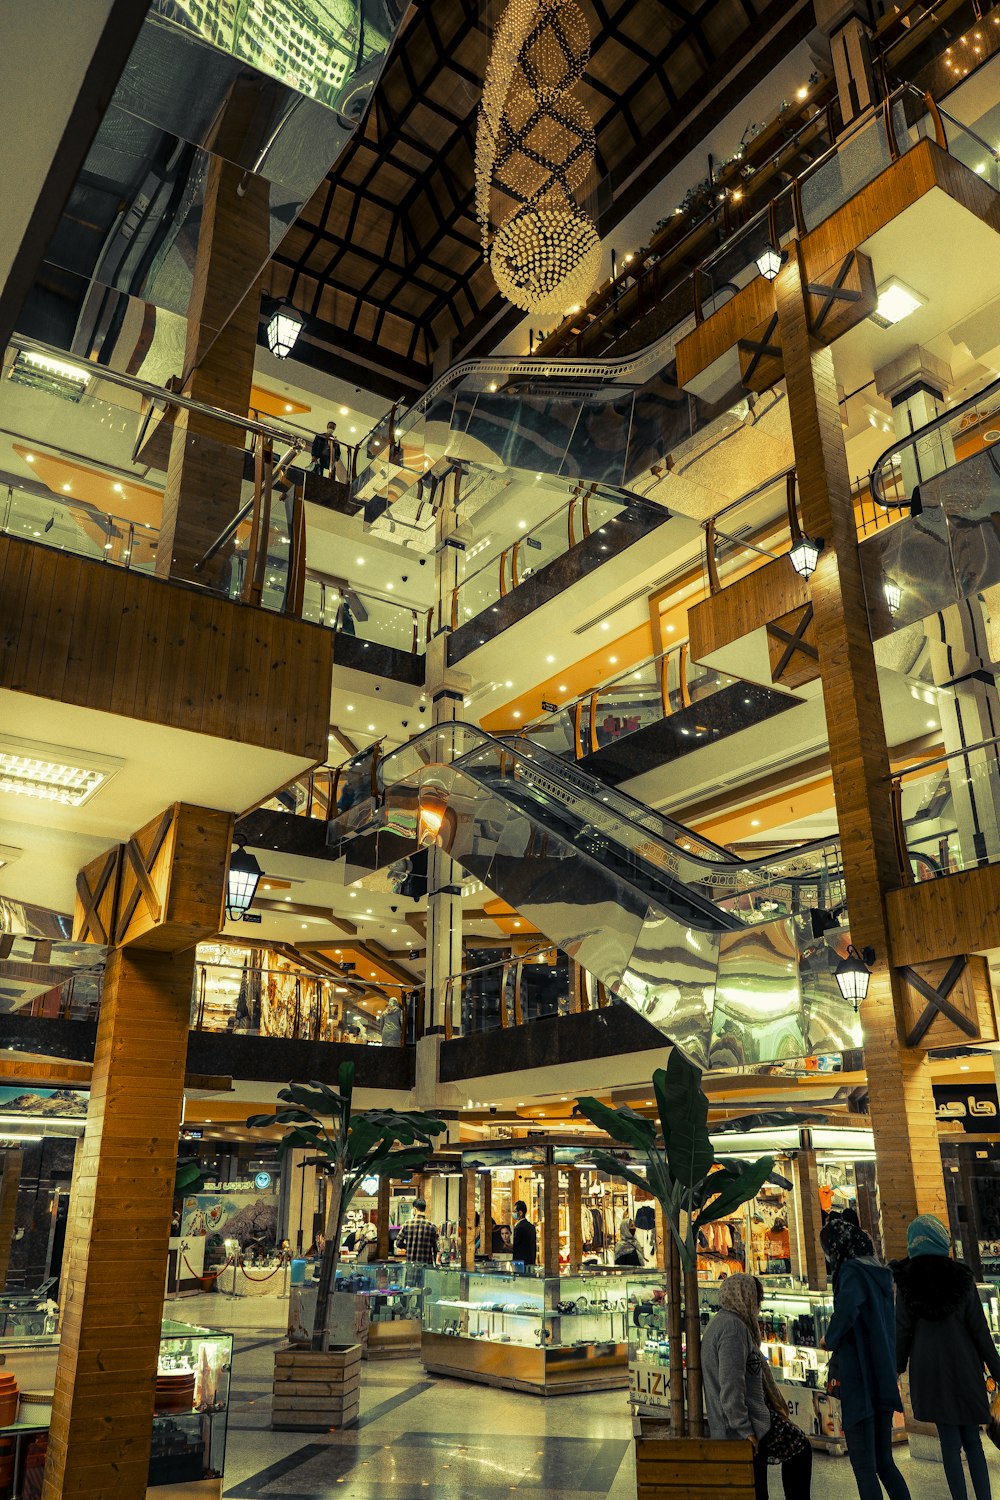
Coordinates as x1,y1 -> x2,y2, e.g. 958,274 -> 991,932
4,0 -> 1000,1496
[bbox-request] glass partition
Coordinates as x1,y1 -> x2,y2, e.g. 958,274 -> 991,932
892,739 -> 1000,884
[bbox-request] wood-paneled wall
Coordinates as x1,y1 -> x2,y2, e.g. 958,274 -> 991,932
0,534 -> 332,761
887,866 -> 1000,967
688,556 -> 807,665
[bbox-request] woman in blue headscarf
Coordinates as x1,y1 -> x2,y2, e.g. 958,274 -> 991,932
822,1214 -> 910,1500
895,1213 -> 1000,1500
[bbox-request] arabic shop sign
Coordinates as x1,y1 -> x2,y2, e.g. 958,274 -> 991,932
934,1085 -> 1000,1132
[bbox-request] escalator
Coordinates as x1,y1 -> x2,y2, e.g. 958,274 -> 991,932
353,332 -> 790,552
315,724 -> 858,1068
859,372 -> 1000,640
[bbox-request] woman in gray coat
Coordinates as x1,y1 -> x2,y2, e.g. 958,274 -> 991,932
895,1214 -> 1000,1500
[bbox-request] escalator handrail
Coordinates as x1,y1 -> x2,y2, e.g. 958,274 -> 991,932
335,720 -> 842,887
869,369 -> 1000,507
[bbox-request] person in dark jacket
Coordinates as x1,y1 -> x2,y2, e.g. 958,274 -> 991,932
895,1213 -> 1000,1500
511,1200 -> 537,1266
822,1216 -> 911,1500
310,421 -> 341,476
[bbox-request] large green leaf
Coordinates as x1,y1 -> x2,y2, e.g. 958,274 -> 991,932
337,1060 -> 356,1106
576,1096 -> 656,1150
662,1049 -> 714,1189
694,1155 -> 774,1226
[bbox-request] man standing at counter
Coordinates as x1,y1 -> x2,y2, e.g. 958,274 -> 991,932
512,1200 -> 537,1267
396,1199 -> 439,1265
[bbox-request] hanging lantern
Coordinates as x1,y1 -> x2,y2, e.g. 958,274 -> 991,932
834,944 -> 876,1010
226,843 -> 263,920
266,301 -> 306,359
789,535 -> 824,579
756,242 -> 788,281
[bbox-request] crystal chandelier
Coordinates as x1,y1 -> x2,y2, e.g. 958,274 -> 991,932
476,0 -> 599,315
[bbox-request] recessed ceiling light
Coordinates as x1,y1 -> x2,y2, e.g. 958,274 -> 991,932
960,1064 -> 970,1071
600,621 -> 609,631
112,482 -> 123,494
62,483 -> 72,493
796,84 -> 808,99
518,520 -> 527,529
609,655 -> 617,664
0,736 -> 122,808
301,923 -> 308,929
368,724 -> 375,731
349,892 -> 356,899
926,720 -> 937,729
750,819 -> 760,827
558,685 -> 567,692
513,711 -> 521,719
870,277 -> 926,328
386,582 -> 394,590
339,406 -> 349,416
356,557 -> 365,566
346,704 -> 354,711
285,403 -> 293,412
546,655 -> 555,664
24,454 -> 35,463
513,920 -> 521,927
391,928 -> 397,934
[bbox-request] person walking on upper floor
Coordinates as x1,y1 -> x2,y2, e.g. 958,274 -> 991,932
895,1213 -> 1000,1500
702,1272 -> 813,1500
822,1216 -> 911,1500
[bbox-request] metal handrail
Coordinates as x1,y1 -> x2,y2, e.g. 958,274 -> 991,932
869,369 -> 1000,506
889,733 -> 1000,785
8,334 -> 310,449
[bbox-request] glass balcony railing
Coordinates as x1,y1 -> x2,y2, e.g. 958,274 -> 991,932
451,488 -> 626,628
697,86 -> 1000,316
891,736 -> 1000,884
0,338 -> 426,657
191,960 -> 405,1046
522,641 -> 736,761
443,946 -> 571,1036
302,577 -> 429,654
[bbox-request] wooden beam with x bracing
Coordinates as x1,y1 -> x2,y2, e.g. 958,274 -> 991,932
767,603 -> 818,681
115,808 -> 174,946
901,955 -> 979,1048
806,250 -> 862,337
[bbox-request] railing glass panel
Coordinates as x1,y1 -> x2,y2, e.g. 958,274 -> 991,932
893,741 -> 1000,883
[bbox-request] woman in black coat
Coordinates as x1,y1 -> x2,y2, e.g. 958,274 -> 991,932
895,1214 -> 1000,1500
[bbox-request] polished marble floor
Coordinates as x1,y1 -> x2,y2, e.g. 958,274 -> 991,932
222,1332 -> 1000,1499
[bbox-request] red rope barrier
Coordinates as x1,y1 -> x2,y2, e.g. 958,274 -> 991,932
182,1254 -> 235,1282
235,1261 -> 286,1284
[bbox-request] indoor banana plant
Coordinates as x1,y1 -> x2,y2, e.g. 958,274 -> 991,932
249,1061 -> 446,1350
577,1047 -> 773,1434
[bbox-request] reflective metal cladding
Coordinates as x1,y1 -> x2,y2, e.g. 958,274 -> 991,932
332,723 -> 862,1065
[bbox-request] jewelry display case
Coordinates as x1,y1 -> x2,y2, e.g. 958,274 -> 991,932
335,1262 -> 425,1356
422,1267 -> 661,1393
0,1320 -> 232,1495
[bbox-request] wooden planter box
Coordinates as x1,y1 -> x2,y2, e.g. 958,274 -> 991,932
635,1433 -> 755,1500
271,1344 -> 362,1431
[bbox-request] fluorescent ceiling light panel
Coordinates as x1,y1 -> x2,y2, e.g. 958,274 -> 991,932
0,736 -> 123,807
870,277 -> 926,329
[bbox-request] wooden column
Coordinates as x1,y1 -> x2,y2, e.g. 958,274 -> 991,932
376,1177 -> 392,1261
156,94 -> 272,587
774,244 -> 947,1258
566,1171 -> 583,1272
540,1165 -> 561,1276
460,1168 -> 477,1271
480,1172 -> 492,1256
790,1149 -> 827,1291
44,805 -> 231,1500
0,1148 -> 23,1292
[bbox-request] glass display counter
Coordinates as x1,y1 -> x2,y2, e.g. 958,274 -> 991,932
422,1267 -> 661,1393
335,1262 -> 425,1357
0,1320 -> 231,1495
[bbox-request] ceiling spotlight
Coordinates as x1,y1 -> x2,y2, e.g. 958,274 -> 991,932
265,300 -> 306,359
789,535 -> 824,579
756,242 -> 788,281
834,944 -> 876,1010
